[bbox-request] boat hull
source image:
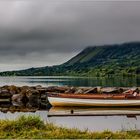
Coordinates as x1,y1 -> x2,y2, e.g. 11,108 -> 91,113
48,96 -> 140,107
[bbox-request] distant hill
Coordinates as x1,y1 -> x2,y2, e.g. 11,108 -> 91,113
0,42 -> 140,77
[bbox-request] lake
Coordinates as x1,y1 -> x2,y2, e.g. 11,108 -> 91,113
1,107 -> 140,132
0,76 -> 140,87
0,76 -> 140,132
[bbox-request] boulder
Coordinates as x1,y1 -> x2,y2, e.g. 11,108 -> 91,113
25,89 -> 40,105
40,94 -> 47,100
123,87 -> 139,94
7,85 -> 18,94
37,88 -> 47,94
26,89 -> 40,98
1,85 -> 9,90
65,87 -> 76,93
47,86 -> 69,93
84,87 -> 98,94
100,87 -> 122,94
28,95 -> 40,107
12,101 -> 24,107
138,87 -> 140,91
75,89 -> 84,94
46,86 -> 58,92
35,85 -> 42,89
12,93 -> 28,103
0,89 -> 11,97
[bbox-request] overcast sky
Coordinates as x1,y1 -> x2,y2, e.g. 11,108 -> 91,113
0,0 -> 140,71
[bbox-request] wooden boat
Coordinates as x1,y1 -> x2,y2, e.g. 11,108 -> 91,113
47,92 -> 140,107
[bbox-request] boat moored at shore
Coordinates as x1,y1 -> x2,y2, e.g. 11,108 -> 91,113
48,91 -> 140,107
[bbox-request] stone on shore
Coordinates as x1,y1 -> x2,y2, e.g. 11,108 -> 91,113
100,87 -> 124,94
0,89 -> 12,97
12,93 -> 27,103
1,85 -> 140,113
84,87 -> 98,94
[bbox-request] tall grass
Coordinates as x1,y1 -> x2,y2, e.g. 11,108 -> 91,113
0,115 -> 140,139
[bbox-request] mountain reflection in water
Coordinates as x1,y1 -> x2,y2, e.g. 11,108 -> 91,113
0,76 -> 140,87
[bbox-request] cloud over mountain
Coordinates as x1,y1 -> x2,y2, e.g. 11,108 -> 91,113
0,0 -> 140,71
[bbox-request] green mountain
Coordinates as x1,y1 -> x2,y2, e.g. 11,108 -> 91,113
1,42 -> 140,77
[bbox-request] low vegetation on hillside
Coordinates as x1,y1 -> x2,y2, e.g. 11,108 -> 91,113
0,42 -> 140,77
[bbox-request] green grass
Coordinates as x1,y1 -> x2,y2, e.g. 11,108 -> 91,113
80,48 -> 103,63
0,115 -> 140,139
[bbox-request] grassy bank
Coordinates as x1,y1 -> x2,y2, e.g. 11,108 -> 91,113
0,115 -> 140,139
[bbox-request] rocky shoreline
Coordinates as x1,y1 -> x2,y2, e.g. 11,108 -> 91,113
0,85 -> 140,112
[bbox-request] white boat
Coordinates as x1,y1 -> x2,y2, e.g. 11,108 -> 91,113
48,93 -> 140,107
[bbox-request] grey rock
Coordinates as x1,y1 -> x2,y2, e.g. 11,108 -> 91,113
0,89 -> 11,97
75,89 -> 83,94
12,94 -> 24,103
84,88 -> 98,94
101,87 -> 122,94
65,87 -> 76,93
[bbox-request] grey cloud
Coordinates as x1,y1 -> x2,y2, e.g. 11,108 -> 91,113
0,1 -> 140,71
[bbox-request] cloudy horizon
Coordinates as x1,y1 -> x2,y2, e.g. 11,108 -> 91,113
0,0 -> 140,71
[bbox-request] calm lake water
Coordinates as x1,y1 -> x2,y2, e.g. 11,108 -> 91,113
0,76 -> 140,87
1,108 -> 140,132
0,76 -> 140,132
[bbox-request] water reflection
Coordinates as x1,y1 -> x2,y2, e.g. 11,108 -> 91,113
48,107 -> 140,131
0,76 -> 140,87
1,105 -> 140,131
0,76 -> 140,131
0,101 -> 50,122
49,107 -> 140,116
48,115 -> 140,132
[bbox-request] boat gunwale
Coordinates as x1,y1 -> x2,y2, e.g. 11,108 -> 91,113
47,93 -> 140,100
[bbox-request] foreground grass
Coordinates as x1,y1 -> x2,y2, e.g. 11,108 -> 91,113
0,115 -> 140,139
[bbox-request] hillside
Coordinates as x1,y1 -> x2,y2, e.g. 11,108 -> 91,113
0,42 -> 140,76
